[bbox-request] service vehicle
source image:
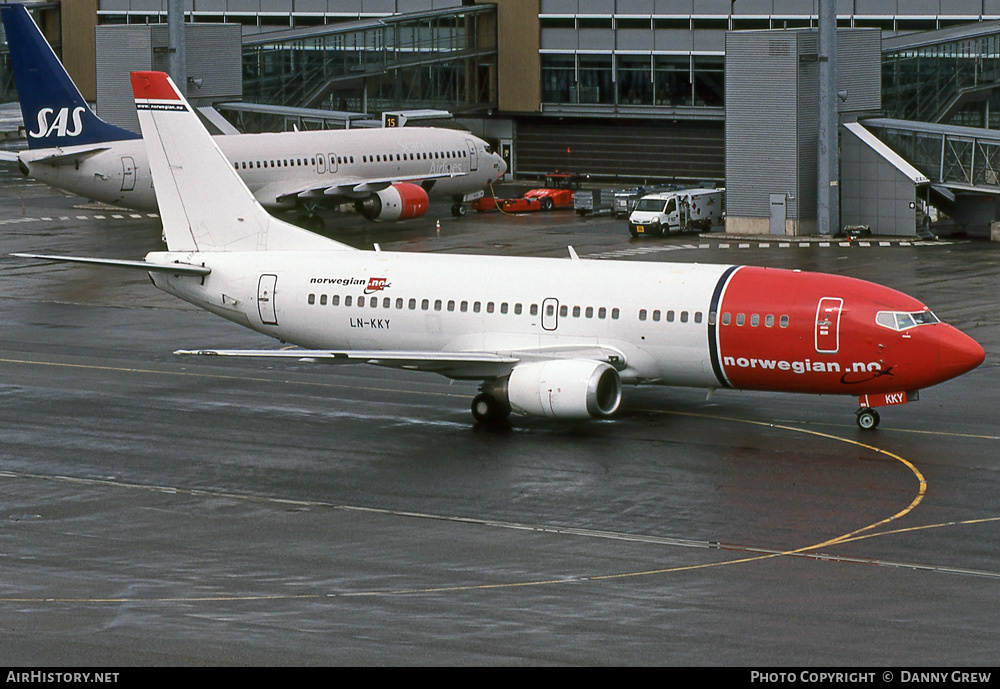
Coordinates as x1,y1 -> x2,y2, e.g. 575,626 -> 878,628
574,188 -> 615,215
470,195 -> 543,213
628,187 -> 724,237
523,171 -> 583,210
473,172 -> 584,213
614,184 -> 676,218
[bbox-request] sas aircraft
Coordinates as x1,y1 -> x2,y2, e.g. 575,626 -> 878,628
0,3 -> 506,229
14,71 -> 986,429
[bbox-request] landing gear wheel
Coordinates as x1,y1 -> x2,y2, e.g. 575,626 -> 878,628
471,393 -> 510,424
296,214 -> 324,233
856,408 -> 880,430
451,203 -> 467,217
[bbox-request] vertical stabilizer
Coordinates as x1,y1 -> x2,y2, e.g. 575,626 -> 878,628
0,3 -> 140,149
130,71 -> 351,253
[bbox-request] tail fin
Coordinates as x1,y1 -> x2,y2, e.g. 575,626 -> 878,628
0,3 -> 140,149
130,70 -> 350,252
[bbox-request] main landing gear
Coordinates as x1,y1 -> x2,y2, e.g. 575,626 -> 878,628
295,212 -> 325,233
451,203 -> 467,217
855,407 -> 881,430
471,392 -> 511,424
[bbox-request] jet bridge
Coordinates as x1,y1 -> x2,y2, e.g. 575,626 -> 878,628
860,118 -> 1000,233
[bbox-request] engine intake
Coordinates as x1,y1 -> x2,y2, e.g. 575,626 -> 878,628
505,360 -> 622,419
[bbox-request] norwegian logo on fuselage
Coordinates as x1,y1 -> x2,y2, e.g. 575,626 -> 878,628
28,106 -> 86,139
364,277 -> 390,294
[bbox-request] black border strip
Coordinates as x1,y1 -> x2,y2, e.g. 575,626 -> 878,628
708,265 -> 740,389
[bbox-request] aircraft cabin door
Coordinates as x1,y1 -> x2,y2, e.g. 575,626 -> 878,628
328,153 -> 338,174
466,139 -> 479,171
814,297 -> 843,354
120,156 -> 136,191
541,297 -> 559,331
258,274 -> 278,326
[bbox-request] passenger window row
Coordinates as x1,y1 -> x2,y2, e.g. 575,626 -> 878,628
720,312 -> 790,328
306,294 -> 622,320
638,308 -> 703,324
234,156 -> 356,170
363,150 -> 467,163
234,150 -> 468,170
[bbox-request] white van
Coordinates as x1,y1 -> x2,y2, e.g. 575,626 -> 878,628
628,188 -> 724,237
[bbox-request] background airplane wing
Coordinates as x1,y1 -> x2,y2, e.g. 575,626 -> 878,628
271,170 -> 468,204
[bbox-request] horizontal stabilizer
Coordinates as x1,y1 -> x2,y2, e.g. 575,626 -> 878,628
21,146 -> 112,167
12,252 -> 211,276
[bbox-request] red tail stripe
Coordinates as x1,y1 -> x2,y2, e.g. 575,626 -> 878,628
130,71 -> 181,101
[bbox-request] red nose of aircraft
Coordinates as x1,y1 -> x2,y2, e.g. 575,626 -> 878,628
937,325 -> 986,382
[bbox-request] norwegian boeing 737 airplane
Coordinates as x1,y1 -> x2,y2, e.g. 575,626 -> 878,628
15,71 -> 985,429
0,4 -> 505,227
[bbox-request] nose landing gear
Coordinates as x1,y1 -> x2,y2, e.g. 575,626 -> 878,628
856,407 -> 881,430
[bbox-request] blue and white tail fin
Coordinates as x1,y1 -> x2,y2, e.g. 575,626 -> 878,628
0,3 -> 139,149
131,71 -> 351,253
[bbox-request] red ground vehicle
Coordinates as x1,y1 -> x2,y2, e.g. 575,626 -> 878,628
523,172 -> 582,210
471,196 -> 542,212
473,172 -> 583,212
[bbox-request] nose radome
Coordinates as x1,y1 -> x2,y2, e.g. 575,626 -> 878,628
939,326 -> 985,379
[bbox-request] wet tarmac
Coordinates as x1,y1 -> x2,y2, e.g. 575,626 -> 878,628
2,160 -> 1000,665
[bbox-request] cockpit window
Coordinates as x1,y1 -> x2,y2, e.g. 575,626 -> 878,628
876,310 -> 940,331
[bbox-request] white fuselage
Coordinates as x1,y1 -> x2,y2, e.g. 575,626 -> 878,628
19,127 -> 505,211
149,250 -> 729,387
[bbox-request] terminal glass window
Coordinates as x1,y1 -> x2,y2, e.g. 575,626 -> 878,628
693,55 -> 724,107
542,54 -> 576,103
617,55 -> 653,106
577,54 -> 613,105
654,55 -> 691,106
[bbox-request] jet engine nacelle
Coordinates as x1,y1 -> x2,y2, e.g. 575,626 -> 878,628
506,360 -> 623,419
355,182 -> 429,221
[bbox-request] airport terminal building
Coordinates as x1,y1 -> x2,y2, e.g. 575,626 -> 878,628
4,0 -> 1000,234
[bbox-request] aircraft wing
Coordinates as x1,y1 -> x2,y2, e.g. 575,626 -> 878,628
273,170 -> 468,204
21,146 -> 113,166
176,348 -> 518,379
175,344 -> 626,380
0,150 -> 19,162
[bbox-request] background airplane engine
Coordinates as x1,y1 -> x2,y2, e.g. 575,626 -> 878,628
506,360 -> 622,419
355,182 -> 429,221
